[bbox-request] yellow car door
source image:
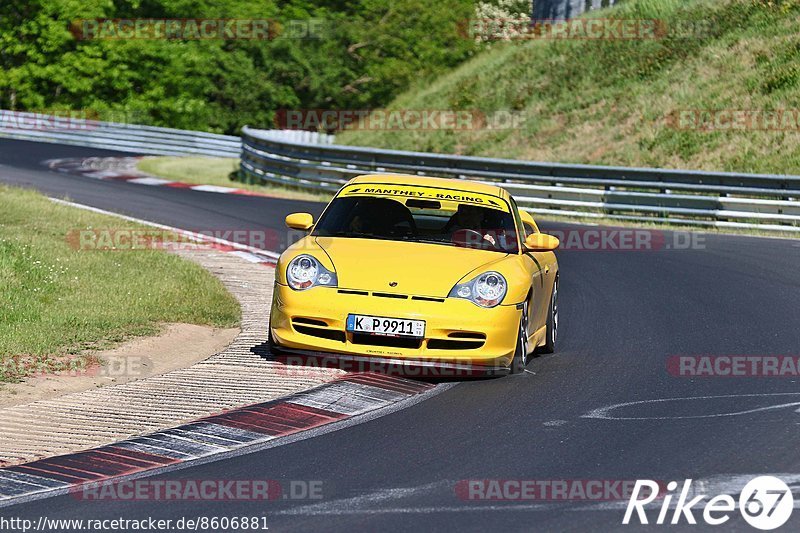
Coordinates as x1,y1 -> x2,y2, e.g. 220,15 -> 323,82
517,206 -> 558,345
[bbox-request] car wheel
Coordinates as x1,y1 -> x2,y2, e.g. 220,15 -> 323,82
509,300 -> 529,374
541,276 -> 559,354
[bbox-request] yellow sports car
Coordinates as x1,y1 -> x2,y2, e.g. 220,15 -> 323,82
269,174 -> 560,375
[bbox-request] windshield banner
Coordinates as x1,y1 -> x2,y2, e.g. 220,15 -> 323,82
339,184 -> 507,211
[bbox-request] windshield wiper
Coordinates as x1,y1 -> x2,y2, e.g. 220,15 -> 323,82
410,238 -> 456,246
324,230 -> 379,239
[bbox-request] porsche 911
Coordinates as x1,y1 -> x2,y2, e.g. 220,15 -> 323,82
269,174 -> 560,375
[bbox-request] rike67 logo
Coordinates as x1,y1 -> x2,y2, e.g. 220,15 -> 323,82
624,476 -> 794,530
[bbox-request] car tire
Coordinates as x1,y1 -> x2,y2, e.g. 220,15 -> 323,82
541,276 -> 559,354
509,301 -> 529,374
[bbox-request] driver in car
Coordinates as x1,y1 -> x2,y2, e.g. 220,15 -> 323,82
446,204 -> 497,247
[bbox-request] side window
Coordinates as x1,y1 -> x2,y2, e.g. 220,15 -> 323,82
522,217 -> 536,239
515,202 -> 539,239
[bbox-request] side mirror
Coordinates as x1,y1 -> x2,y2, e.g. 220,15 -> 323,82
524,233 -> 560,252
285,212 -> 314,231
519,210 -> 540,234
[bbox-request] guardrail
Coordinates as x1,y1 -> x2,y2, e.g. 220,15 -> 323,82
241,126 -> 800,232
2,110 -> 797,233
0,110 -> 240,157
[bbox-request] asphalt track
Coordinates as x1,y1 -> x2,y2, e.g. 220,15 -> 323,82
2,138 -> 800,532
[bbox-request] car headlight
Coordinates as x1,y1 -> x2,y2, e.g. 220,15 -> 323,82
448,271 -> 507,308
286,254 -> 337,291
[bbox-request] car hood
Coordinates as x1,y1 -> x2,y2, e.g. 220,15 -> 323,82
315,237 -> 505,297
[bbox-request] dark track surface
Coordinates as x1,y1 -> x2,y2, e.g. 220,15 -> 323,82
2,138 -> 800,532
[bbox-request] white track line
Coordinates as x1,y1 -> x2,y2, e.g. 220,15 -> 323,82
49,197 -> 280,261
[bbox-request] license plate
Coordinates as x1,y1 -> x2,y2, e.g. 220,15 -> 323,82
346,314 -> 425,338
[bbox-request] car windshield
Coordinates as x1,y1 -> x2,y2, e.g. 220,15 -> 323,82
313,184 -> 519,253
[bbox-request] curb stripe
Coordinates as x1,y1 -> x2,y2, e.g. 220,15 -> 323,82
189,184 -> 243,194
206,417 -> 282,436
343,374 -> 431,395
113,440 -> 197,460
45,157 -> 278,199
289,381 -> 409,415
0,373 -> 435,505
88,450 -> 166,469
228,250 -> 275,263
209,404 -> 346,436
13,460 -> 117,480
159,427 -> 250,448
36,458 -> 137,479
172,422 -> 265,445
0,472 -> 68,494
127,177 -> 174,186
95,446 -> 178,466
81,170 -> 120,179
5,465 -> 95,484
126,434 -> 226,458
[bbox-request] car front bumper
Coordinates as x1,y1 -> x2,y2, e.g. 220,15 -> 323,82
270,283 -> 522,371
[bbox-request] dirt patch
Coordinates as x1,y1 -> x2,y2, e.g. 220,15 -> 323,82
0,324 -> 238,408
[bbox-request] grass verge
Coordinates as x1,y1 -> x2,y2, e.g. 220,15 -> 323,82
0,185 -> 240,383
137,157 -> 332,203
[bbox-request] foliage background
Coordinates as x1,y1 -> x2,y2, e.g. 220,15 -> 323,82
0,0 -> 477,134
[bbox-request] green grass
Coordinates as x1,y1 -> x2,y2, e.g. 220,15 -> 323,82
338,0 -> 800,175
0,186 -> 240,382
137,157 -> 332,202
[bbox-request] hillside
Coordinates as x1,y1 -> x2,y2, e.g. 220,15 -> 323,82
339,0 -> 800,175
